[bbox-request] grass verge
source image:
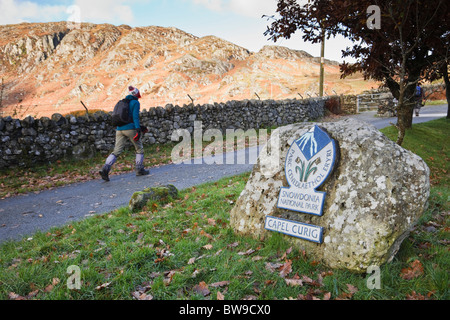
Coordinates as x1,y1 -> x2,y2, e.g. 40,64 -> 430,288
0,119 -> 448,301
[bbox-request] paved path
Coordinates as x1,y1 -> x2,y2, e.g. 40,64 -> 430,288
0,148 -> 258,243
0,104 -> 446,243
347,104 -> 447,129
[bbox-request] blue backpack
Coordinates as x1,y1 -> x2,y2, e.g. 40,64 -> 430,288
415,86 -> 423,97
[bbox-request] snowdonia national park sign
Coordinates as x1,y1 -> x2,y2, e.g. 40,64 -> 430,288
265,125 -> 338,244
278,125 -> 337,216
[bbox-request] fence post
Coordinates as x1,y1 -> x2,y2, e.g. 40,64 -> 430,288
80,101 -> 89,116
187,94 -> 194,105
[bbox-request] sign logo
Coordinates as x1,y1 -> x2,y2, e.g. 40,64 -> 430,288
265,125 -> 337,244
278,125 -> 337,215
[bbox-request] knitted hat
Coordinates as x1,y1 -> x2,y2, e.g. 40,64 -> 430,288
129,86 -> 141,99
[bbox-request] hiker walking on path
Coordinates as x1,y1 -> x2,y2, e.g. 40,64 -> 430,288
99,86 -> 150,182
414,84 -> 425,117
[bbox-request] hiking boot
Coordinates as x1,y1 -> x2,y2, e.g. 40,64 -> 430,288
136,166 -> 150,176
99,165 -> 111,182
100,154 -> 117,182
135,154 -> 149,176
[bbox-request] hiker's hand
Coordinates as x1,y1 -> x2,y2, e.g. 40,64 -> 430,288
141,126 -> 149,134
133,128 -> 142,142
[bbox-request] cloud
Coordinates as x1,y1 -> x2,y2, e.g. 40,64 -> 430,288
228,0 -> 277,18
192,0 -> 224,12
0,0 -> 66,25
189,0 -> 277,18
73,0 -> 134,24
0,0 -> 135,26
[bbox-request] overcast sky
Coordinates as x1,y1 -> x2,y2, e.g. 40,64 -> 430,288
0,0 -> 356,63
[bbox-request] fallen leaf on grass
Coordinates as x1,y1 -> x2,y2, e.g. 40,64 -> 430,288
406,291 -> 426,300
265,262 -> 284,273
132,292 -> 153,300
281,247 -> 292,260
192,268 -> 201,278
346,284 -> 359,295
210,281 -> 230,288
8,292 -> 26,300
136,232 -> 144,244
217,291 -> 225,300
163,270 -> 178,286
400,260 -> 424,280
285,278 -> 303,287
265,280 -> 277,287
131,280 -> 153,300
227,242 -> 239,248
95,282 -> 111,290
336,284 -> 359,300
9,289 -> 41,300
44,278 -> 60,292
323,292 -> 331,300
193,281 -> 210,297
238,248 -> 256,256
300,275 -> 323,287
297,293 -> 321,300
200,230 -> 213,240
279,260 -> 292,278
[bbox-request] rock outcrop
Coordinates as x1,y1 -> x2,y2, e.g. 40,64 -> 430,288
230,119 -> 430,272
0,22 -> 377,118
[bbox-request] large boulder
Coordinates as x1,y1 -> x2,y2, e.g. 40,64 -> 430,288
230,119 -> 430,272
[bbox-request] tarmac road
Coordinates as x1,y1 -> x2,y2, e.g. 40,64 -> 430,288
0,104 -> 446,243
348,104 -> 448,129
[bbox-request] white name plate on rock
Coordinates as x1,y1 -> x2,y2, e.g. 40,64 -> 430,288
265,216 -> 324,244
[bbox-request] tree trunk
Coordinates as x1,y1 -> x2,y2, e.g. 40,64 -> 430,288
442,64 -> 450,119
404,102 -> 415,129
447,88 -> 450,119
396,101 -> 414,145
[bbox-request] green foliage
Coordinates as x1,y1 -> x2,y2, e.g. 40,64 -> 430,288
381,118 -> 449,186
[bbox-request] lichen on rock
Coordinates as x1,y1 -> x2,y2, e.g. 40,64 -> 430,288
129,185 -> 178,212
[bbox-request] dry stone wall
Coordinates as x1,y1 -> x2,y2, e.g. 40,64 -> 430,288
340,95 -> 357,114
0,97 -> 329,169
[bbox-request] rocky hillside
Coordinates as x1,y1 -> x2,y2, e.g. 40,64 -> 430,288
0,22 -> 377,118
